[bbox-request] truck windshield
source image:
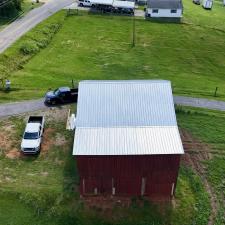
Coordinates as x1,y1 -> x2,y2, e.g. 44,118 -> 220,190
24,132 -> 39,139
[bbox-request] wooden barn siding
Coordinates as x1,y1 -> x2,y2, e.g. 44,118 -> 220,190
76,155 -> 181,197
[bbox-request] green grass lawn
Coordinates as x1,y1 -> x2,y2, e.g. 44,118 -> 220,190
177,107 -> 225,225
0,107 -> 214,225
0,0 -> 225,102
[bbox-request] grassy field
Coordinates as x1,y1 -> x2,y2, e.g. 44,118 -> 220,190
0,0 -> 225,102
177,107 -> 225,225
0,106 -> 217,225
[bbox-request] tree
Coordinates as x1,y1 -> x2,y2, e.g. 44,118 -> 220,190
0,0 -> 22,18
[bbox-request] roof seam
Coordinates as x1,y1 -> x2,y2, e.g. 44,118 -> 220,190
75,125 -> 179,129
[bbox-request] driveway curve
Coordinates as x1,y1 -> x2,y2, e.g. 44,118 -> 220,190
0,0 -> 74,53
0,96 -> 225,118
174,96 -> 225,111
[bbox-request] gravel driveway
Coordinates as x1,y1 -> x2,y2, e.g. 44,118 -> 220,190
0,96 -> 225,118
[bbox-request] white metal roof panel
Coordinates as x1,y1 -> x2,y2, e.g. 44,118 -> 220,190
73,80 -> 184,156
73,126 -> 184,155
113,1 -> 135,8
75,80 -> 177,127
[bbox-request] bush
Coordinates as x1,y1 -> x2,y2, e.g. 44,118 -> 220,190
20,40 -> 40,55
36,37 -> 50,49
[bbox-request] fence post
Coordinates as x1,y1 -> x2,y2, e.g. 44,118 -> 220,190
214,87 -> 218,97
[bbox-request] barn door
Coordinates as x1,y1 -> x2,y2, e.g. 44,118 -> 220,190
141,177 -> 146,196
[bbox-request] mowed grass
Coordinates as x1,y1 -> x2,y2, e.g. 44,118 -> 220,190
0,108 -> 211,225
0,0 -> 225,102
177,107 -> 225,225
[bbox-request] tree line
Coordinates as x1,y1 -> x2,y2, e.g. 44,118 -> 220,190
0,0 -> 22,17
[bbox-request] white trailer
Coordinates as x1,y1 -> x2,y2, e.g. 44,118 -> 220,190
90,0 -> 113,6
112,0 -> 135,9
90,0 -> 134,13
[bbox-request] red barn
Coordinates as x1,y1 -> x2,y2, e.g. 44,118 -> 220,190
73,80 -> 184,199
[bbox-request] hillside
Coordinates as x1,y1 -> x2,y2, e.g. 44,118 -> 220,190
0,0 -> 225,102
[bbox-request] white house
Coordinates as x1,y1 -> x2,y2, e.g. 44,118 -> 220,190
146,0 -> 183,18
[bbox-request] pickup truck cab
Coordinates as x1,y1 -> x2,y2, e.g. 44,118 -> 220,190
45,87 -> 78,105
21,116 -> 45,154
78,0 -> 92,7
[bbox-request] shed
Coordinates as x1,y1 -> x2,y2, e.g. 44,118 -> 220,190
146,0 -> 183,18
73,80 -> 184,198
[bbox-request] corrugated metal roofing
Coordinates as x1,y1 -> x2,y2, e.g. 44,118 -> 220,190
75,80 -> 177,127
73,80 -> 184,156
74,127 -> 183,155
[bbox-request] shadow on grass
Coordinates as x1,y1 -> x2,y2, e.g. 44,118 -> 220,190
0,87 -> 22,93
146,17 -> 182,24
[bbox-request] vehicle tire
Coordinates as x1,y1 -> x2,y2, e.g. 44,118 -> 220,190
80,3 -> 83,6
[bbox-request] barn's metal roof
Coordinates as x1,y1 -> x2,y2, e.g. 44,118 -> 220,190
73,80 -> 184,156
74,127 -> 183,155
75,80 -> 177,127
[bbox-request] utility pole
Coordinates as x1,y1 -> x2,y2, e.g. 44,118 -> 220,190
132,9 -> 136,47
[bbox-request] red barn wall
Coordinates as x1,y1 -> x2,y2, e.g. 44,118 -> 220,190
76,155 -> 181,198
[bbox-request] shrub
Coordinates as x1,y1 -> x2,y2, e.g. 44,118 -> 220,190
36,37 -> 50,49
20,40 -> 40,55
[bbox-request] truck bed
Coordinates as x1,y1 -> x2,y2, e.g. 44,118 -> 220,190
28,116 -> 43,124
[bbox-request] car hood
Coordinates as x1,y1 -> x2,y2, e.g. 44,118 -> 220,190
45,91 -> 56,98
21,139 -> 40,149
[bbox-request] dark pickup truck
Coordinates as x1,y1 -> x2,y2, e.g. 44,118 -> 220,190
45,87 -> 78,105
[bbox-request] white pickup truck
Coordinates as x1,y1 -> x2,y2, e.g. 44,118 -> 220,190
78,0 -> 92,7
21,116 -> 45,154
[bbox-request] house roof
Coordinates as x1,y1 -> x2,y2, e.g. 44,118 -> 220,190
147,0 -> 183,9
73,80 -> 184,156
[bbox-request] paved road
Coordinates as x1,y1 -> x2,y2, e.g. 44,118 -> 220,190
0,0 -> 74,53
0,96 -> 225,118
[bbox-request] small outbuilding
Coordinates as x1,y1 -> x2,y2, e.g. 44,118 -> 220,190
146,0 -> 183,18
73,80 -> 184,199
